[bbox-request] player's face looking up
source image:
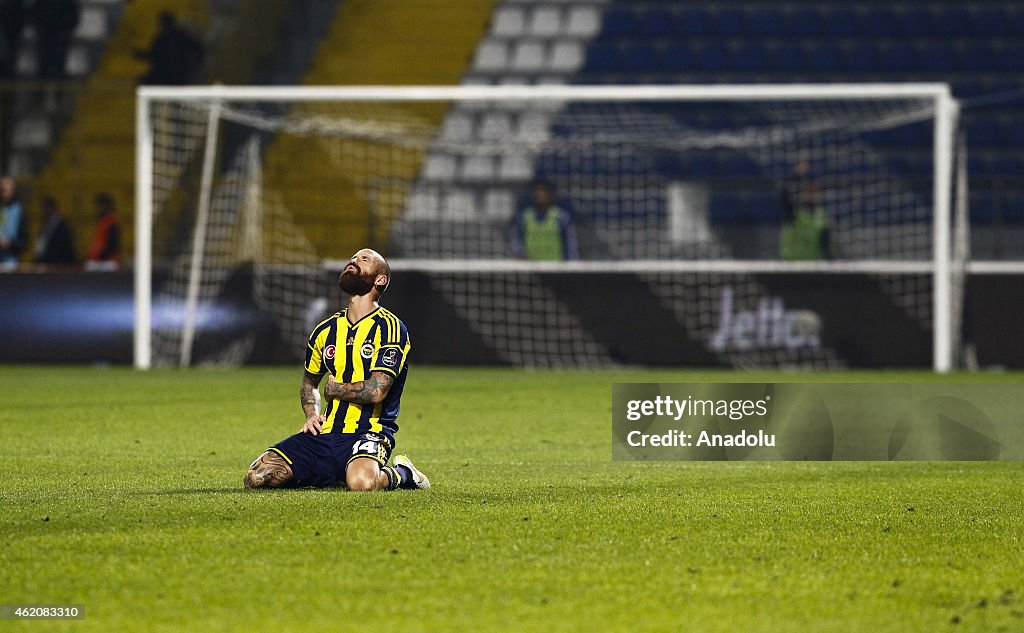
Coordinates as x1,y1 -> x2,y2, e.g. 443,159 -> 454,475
338,248 -> 390,296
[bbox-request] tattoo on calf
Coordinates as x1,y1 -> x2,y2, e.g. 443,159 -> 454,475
244,451 -> 294,489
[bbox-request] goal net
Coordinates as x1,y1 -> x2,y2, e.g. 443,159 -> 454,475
134,85 -> 964,371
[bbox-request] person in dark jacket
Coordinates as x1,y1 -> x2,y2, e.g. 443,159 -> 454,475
34,196 -> 75,264
87,191 -> 119,266
135,11 -> 203,85
30,0 -> 79,79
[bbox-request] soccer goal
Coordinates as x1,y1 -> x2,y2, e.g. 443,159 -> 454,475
134,84 -> 964,371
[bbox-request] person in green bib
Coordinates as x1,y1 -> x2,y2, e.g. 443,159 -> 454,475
780,159 -> 832,261
511,180 -> 579,261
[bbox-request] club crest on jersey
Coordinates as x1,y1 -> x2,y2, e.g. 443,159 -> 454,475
382,347 -> 398,367
324,345 -> 336,359
360,342 -> 374,359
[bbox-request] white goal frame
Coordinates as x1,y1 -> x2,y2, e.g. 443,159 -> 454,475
134,83 -> 961,371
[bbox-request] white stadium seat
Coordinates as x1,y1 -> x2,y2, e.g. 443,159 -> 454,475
473,41 -> 508,73
491,7 -> 525,37
440,112 -> 475,142
74,7 -> 108,40
549,41 -> 583,72
462,155 -> 496,181
483,188 -> 517,220
478,113 -> 513,141
510,41 -> 546,72
565,6 -> 601,37
528,6 -> 563,37
424,154 -> 457,181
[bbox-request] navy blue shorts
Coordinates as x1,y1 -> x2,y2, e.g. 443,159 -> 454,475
269,430 -> 394,488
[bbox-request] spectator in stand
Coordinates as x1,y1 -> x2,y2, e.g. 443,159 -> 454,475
780,159 -> 831,261
0,176 -> 26,269
87,192 -> 119,267
135,11 -> 204,85
511,180 -> 579,262
0,0 -> 26,79
34,195 -> 75,264
30,0 -> 79,79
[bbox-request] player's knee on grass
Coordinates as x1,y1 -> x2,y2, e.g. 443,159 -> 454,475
245,451 -> 294,489
346,457 -> 385,492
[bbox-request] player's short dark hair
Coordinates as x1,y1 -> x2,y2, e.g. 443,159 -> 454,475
532,179 -> 554,193
95,192 -> 114,211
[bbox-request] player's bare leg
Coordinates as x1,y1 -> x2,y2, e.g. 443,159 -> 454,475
244,451 -> 294,488
345,457 -> 393,491
346,455 -> 430,491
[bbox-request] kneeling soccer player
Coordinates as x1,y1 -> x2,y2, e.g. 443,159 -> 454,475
245,248 -> 429,492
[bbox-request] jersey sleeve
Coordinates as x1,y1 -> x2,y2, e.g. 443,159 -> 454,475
304,321 -> 332,375
371,315 -> 409,377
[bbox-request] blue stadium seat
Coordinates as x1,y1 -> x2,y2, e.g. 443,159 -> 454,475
877,42 -> 919,72
956,42 -> 996,72
916,42 -> 955,72
584,42 -> 620,72
620,42 -> 658,72
1003,119 -> 1024,146
678,154 -> 714,179
771,42 -> 804,71
995,43 -> 1024,71
709,192 -> 741,222
895,7 -> 932,37
1000,192 -> 1024,222
740,192 -> 782,222
712,8 -> 746,35
859,8 -> 901,37
639,8 -> 675,37
784,8 -> 819,36
601,8 -> 635,37
693,42 -> 731,71
842,42 -> 879,72
805,41 -> 842,72
970,192 -> 995,223
990,157 -> 1023,177
970,6 -> 1012,36
967,118 -> 1000,147
658,42 -> 693,71
719,154 -> 761,178
745,8 -> 783,36
930,7 -> 970,36
820,7 -> 858,36
672,8 -> 709,36
732,43 -> 770,71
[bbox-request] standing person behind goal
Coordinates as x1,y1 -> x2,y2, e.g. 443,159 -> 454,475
511,180 -> 579,261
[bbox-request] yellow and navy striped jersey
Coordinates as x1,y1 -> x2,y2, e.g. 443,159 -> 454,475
304,306 -> 411,436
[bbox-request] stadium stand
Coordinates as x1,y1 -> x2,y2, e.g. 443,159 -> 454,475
27,0 -> 210,261
259,0 -> 499,260
387,1 -> 1024,261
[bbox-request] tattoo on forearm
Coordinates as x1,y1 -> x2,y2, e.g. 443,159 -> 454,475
300,371 -> 322,418
244,452 -> 294,489
325,371 -> 394,405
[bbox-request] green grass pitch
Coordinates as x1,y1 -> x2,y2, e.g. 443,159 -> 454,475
2,365 -> 1023,632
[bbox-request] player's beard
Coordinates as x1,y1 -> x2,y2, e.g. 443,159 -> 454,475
338,268 -> 375,296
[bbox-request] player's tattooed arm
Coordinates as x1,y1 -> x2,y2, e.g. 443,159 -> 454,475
299,371 -> 327,434
324,371 -> 394,405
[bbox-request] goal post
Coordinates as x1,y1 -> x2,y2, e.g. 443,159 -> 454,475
134,83 -> 962,371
